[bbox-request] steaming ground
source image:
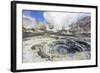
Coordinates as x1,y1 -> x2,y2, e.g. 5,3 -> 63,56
22,11 -> 91,63
22,33 -> 91,63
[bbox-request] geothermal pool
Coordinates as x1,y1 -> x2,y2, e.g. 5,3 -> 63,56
22,35 -> 91,63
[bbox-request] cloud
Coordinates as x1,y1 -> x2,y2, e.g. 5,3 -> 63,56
23,15 -> 37,29
43,12 -> 90,32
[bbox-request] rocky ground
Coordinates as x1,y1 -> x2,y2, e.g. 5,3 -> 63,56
22,33 -> 91,63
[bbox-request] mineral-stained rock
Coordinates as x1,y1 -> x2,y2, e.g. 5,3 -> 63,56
76,40 -> 90,51
37,50 -> 50,58
31,45 -> 36,50
31,44 -> 50,60
29,38 -> 90,62
31,44 -> 43,50
48,39 -> 90,55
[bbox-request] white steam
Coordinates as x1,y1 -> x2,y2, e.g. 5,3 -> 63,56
44,12 -> 83,32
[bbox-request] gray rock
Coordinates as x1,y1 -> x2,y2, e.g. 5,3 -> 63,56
48,39 -> 90,55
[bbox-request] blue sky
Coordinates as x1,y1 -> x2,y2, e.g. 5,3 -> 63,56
22,10 -> 91,26
22,10 -> 47,24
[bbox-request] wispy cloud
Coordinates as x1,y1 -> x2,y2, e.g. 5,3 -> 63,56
23,15 -> 37,29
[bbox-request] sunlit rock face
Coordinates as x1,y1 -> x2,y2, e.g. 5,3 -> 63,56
69,16 -> 91,34
78,16 -> 91,33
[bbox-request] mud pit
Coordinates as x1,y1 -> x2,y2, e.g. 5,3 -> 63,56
22,34 -> 91,63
